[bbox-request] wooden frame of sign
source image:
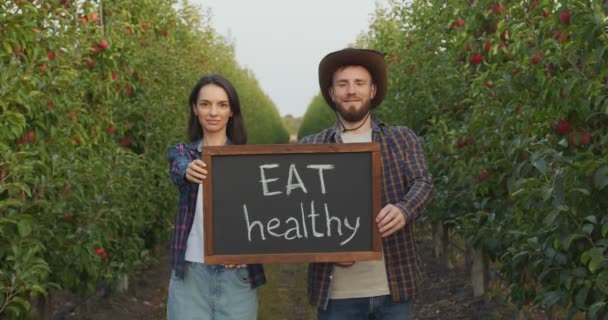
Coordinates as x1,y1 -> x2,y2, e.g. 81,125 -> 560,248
202,143 -> 382,264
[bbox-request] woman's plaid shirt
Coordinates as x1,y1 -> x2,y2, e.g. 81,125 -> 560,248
167,139 -> 266,288
300,115 -> 433,308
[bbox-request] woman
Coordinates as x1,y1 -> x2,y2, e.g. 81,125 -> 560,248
166,74 -> 265,320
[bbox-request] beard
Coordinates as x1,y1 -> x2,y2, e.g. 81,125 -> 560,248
335,99 -> 372,122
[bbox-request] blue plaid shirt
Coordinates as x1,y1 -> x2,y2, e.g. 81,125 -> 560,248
300,115 -> 433,308
167,139 -> 266,288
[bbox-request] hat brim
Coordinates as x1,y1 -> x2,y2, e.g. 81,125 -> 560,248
318,48 -> 387,109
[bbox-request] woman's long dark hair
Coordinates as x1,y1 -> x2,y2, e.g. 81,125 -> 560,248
187,74 -> 247,145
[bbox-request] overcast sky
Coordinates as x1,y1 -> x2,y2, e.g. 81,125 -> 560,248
189,0 -> 387,117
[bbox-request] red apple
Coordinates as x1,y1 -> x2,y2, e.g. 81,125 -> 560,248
120,137 -> 132,147
569,131 -> 590,147
490,3 -> 503,15
484,41 -> 492,52
99,39 -> 108,50
25,131 -> 36,142
470,53 -> 483,64
559,10 -> 571,24
554,119 -> 570,135
451,18 -> 464,29
553,30 -> 568,43
456,137 -> 466,148
94,247 -> 108,260
475,170 -> 490,184
530,53 -> 542,64
529,1 -> 538,11
514,106 -> 522,114
140,20 -> 149,31
85,57 -> 94,68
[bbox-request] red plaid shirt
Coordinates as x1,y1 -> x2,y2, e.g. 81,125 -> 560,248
167,140 -> 266,288
300,115 -> 433,308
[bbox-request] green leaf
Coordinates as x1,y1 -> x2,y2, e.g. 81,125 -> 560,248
589,301 -> 607,318
0,199 -> 24,209
532,159 -> 548,174
570,188 -> 591,196
542,185 -> 553,201
583,224 -> 595,235
11,296 -> 30,309
575,287 -> 589,308
542,291 -> 562,308
588,248 -> 606,273
544,209 -> 560,226
597,271 -> 608,294
592,166 -> 608,190
563,234 -> 584,250
2,41 -> 12,55
17,219 -> 32,237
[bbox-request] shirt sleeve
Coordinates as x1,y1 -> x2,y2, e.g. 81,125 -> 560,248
167,143 -> 190,187
394,128 -> 433,221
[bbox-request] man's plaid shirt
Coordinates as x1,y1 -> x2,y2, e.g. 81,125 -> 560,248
300,115 -> 433,308
167,139 -> 266,288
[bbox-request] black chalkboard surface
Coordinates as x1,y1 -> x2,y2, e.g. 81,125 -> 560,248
202,143 -> 382,264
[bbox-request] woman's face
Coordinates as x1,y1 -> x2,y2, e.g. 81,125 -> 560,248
192,84 -> 233,136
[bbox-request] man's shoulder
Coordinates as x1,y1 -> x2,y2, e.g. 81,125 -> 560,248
382,125 -> 416,138
299,128 -> 333,144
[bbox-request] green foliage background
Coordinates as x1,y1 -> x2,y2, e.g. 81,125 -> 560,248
300,0 -> 608,317
0,0 -> 287,318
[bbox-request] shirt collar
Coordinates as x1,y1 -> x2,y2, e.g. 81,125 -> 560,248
188,137 -> 234,152
327,114 -> 385,141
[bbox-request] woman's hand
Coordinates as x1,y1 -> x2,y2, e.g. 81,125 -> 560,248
185,159 -> 208,183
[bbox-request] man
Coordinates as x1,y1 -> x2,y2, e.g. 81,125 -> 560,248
300,48 -> 433,319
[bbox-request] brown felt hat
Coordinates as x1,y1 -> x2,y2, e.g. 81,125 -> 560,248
318,48 -> 387,109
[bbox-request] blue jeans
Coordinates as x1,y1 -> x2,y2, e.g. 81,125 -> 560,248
318,295 -> 412,320
167,262 -> 258,320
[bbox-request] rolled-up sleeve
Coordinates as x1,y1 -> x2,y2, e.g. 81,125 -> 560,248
394,129 -> 433,221
168,144 -> 190,187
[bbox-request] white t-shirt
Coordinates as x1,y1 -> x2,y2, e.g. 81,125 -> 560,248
329,129 -> 390,299
185,184 -> 205,263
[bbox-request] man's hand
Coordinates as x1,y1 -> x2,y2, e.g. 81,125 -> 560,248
376,204 -> 407,237
185,159 -> 207,183
334,261 -> 355,268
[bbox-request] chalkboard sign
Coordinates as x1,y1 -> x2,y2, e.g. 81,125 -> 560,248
201,143 -> 382,264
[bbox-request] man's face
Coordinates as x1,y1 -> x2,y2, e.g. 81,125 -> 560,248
329,65 -> 376,123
